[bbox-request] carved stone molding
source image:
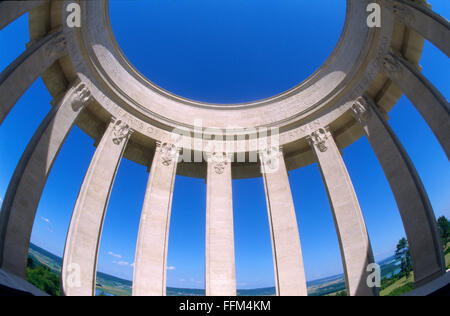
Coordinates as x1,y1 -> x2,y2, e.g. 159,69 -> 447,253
382,52 -> 403,81
45,33 -> 66,59
308,128 -> 330,153
259,145 -> 281,172
71,82 -> 92,111
351,96 -> 372,124
111,119 -> 132,145
158,142 -> 179,166
208,152 -> 230,175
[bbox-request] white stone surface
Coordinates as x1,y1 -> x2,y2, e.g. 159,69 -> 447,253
260,148 -> 308,296
133,143 -> 179,296
0,81 -> 89,277
383,51 -> 450,159
309,128 -> 378,296
205,153 -> 236,296
352,97 -> 445,286
62,119 -> 131,296
0,0 -> 47,31
0,30 -> 66,126
385,0 -> 450,57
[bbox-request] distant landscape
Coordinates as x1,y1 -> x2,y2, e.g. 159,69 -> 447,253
28,243 -> 404,296
28,216 -> 450,296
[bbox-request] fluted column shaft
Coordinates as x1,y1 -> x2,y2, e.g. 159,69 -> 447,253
260,147 -> 307,296
0,0 -> 48,31
308,128 -> 377,296
0,30 -> 66,126
133,142 -> 179,296
0,81 -> 90,277
62,118 -> 132,296
205,152 -> 236,296
382,52 -> 450,158
352,97 -> 445,286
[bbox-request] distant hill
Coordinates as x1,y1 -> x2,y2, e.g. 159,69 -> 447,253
28,243 -> 398,296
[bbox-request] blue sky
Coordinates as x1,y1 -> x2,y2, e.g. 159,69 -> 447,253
0,1 -> 449,290
109,0 -> 347,104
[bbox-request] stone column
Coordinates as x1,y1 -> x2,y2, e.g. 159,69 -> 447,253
351,97 -> 445,286
0,0 -> 48,31
0,30 -> 66,126
205,152 -> 236,296
308,128 -> 377,296
382,51 -> 450,158
133,142 -> 179,296
0,81 -> 90,277
61,118 -> 132,296
383,0 -> 450,57
259,146 -> 307,296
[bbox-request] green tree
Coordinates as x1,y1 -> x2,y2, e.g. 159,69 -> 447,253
437,216 -> 450,249
395,238 -> 412,279
27,257 -> 35,269
26,262 -> 61,296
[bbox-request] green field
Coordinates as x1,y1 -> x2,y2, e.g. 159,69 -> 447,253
380,273 -> 415,296
379,243 -> 450,296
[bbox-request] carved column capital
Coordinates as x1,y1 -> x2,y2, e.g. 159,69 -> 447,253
207,151 -> 231,175
382,52 -> 404,81
111,118 -> 133,145
307,127 -> 331,153
156,142 -> 180,166
258,145 -> 282,173
70,82 -> 92,111
351,96 -> 372,124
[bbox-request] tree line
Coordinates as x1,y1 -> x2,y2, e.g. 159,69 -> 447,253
395,215 -> 450,278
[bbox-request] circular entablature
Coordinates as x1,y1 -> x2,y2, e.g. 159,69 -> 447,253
33,0 -> 422,177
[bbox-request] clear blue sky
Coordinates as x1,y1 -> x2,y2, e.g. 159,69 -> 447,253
0,1 -> 448,290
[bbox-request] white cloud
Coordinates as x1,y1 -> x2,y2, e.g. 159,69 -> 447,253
108,251 -> 122,259
117,261 -> 130,266
112,260 -> 134,267
40,216 -> 50,224
167,266 -> 176,271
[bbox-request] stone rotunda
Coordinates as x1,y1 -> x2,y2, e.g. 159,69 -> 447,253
0,0 -> 448,296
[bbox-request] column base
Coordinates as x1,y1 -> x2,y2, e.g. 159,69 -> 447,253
405,271 -> 450,296
414,269 -> 446,288
0,268 -> 48,296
